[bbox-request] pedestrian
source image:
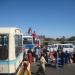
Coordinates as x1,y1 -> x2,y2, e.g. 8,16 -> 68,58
56,46 -> 65,69
49,48 -> 55,64
57,50 -> 64,69
17,56 -> 31,75
43,46 -> 49,63
17,63 -> 25,75
23,56 -> 31,75
27,48 -> 33,64
32,50 -> 36,63
36,53 -> 47,75
34,46 -> 40,62
73,52 -> 75,63
64,51 -> 69,64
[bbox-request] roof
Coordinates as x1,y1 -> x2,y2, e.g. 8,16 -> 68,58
0,27 -> 21,34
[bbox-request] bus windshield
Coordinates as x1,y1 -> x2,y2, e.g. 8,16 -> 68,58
0,34 -> 8,60
23,38 -> 33,44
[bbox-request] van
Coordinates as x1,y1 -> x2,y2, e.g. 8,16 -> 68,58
53,44 -> 74,52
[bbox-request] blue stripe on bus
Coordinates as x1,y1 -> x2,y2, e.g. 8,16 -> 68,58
24,44 -> 34,48
0,60 -> 16,64
0,53 -> 23,65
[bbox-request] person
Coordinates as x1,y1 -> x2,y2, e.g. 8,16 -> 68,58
17,63 -> 25,75
32,50 -> 36,63
27,48 -> 33,64
64,51 -> 69,64
43,46 -> 49,63
36,53 -> 47,75
17,56 -> 31,75
56,46 -> 65,69
73,52 -> 75,63
34,46 -> 40,62
32,31 -> 36,42
57,50 -> 64,69
49,48 -> 55,64
23,56 -> 31,75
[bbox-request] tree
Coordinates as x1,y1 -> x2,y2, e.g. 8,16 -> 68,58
60,36 -> 66,44
56,38 -> 60,41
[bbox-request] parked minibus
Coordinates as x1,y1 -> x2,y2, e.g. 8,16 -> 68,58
53,44 -> 74,52
62,44 -> 74,52
0,27 -> 23,75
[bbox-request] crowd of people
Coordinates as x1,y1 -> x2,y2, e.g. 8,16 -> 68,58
17,45 -> 75,75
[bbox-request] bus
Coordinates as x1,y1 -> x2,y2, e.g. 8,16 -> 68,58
23,35 -> 34,54
0,27 -> 23,75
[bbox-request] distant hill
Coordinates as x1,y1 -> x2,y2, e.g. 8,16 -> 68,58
67,36 -> 75,41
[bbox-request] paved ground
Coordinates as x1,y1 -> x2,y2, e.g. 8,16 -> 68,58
31,62 -> 75,75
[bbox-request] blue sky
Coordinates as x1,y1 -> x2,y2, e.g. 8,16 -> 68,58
0,0 -> 75,38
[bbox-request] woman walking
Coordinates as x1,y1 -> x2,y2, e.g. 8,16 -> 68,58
36,53 -> 47,75
23,57 -> 31,75
17,56 -> 31,75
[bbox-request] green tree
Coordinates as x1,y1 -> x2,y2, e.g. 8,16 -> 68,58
60,36 -> 66,44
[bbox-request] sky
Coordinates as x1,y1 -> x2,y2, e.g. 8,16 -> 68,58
0,0 -> 75,38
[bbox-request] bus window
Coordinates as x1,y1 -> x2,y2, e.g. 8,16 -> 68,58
0,34 -> 8,60
63,45 -> 69,48
63,45 -> 73,48
15,35 -> 22,57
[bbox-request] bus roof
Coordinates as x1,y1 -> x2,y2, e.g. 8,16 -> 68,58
0,27 -> 22,34
23,35 -> 33,38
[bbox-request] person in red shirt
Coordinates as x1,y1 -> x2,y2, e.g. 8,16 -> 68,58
32,31 -> 36,42
27,48 -> 33,64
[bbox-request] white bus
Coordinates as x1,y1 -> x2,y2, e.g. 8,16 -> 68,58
0,27 -> 23,75
53,44 -> 74,52
23,35 -> 34,54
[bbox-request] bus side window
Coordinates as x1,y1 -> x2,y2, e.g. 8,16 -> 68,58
70,45 -> 73,48
15,35 -> 22,57
0,34 -> 9,60
23,38 -> 27,44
